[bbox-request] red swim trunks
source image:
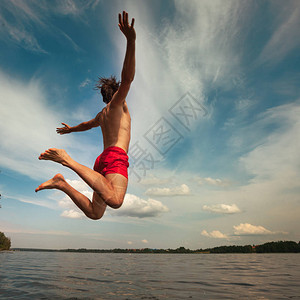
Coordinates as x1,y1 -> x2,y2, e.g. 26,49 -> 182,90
93,146 -> 129,179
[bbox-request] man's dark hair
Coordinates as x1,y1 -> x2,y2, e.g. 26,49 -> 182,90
94,75 -> 120,104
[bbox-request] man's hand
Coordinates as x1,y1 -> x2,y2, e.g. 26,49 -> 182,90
118,11 -> 135,41
56,123 -> 71,135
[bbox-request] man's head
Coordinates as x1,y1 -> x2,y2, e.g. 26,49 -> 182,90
95,76 -> 120,104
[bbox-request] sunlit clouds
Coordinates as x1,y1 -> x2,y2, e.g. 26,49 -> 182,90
201,230 -> 228,239
145,184 -> 190,197
233,223 -> 283,236
112,194 -> 169,218
202,204 -> 241,214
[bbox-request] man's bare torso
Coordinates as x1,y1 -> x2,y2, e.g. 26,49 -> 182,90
96,101 -> 131,153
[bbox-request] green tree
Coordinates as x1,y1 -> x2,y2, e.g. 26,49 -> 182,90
255,241 -> 300,253
0,232 -> 11,250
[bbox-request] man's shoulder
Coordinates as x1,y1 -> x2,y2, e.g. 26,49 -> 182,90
95,110 -> 105,125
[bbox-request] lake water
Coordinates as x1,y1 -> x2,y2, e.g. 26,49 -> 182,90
0,252 -> 299,299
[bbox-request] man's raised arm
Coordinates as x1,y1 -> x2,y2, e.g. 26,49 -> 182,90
120,11 -> 136,83
111,11 -> 136,105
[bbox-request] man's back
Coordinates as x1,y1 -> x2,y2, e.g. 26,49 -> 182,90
96,100 -> 131,153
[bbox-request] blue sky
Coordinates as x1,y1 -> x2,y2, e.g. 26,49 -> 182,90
0,0 -> 299,249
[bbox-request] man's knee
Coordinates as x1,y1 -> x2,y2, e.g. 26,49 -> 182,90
110,200 -> 123,209
89,211 -> 104,220
108,194 -> 124,209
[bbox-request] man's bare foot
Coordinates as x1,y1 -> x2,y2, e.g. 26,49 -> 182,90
35,174 -> 65,192
39,148 -> 72,166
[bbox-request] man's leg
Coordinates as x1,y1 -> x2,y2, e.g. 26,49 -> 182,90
38,148 -> 127,208
35,174 -> 107,220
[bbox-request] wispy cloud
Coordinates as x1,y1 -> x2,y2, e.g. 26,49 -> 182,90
0,14 -> 47,54
4,195 -> 57,210
233,223 -> 276,236
53,0 -> 101,17
196,177 -> 231,187
145,184 -> 190,197
203,204 -> 241,214
61,209 -> 84,219
201,230 -> 228,239
198,102 -> 300,231
56,29 -> 83,52
0,70 -> 77,180
158,0 -> 254,91
257,1 -> 300,65
0,0 -> 47,53
122,0 -> 254,146
0,0 -> 92,54
240,102 -> 300,183
79,78 -> 91,89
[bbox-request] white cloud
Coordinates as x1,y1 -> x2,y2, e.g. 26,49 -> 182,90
66,179 -> 92,195
234,224 -> 290,236
53,0 -> 100,16
202,102 -> 300,238
111,193 -> 169,218
4,194 -> 57,210
0,15 -> 47,54
201,230 -> 228,239
123,0 -> 253,145
145,184 -> 190,196
0,1 -> 90,54
233,223 -> 274,236
61,209 -> 84,219
203,204 -> 241,214
127,241 -> 133,245
0,70 -> 77,180
142,239 -> 148,244
235,99 -> 255,112
159,0 -> 254,91
59,181 -> 170,220
58,179 -> 92,218
202,223 -> 286,239
240,103 -> 300,182
196,177 -> 231,187
0,1 -> 47,53
58,196 -> 76,210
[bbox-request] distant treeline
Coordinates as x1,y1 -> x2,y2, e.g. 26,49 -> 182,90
206,241 -> 300,253
12,241 -> 300,254
0,232 -> 11,250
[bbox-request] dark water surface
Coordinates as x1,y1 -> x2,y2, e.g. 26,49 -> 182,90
0,252 -> 299,299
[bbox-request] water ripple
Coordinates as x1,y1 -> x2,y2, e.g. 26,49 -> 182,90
1,252 -> 299,299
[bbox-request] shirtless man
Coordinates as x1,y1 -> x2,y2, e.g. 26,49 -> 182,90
35,11 -> 135,220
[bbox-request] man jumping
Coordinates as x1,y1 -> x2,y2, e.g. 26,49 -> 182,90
35,11 -> 135,220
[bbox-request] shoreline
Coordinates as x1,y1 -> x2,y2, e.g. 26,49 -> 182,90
9,240 -> 300,254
